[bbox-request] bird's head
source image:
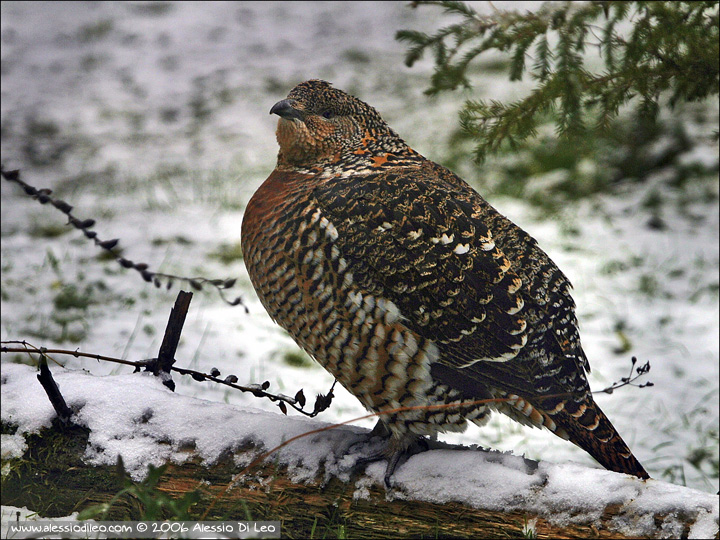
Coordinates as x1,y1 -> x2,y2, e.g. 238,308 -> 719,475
270,80 -> 419,174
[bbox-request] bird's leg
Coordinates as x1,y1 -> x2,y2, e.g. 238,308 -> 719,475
368,417 -> 391,438
346,418 -> 392,466
379,435 -> 431,487
349,422 -> 431,487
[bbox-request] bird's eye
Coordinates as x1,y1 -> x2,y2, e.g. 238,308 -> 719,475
321,110 -> 335,119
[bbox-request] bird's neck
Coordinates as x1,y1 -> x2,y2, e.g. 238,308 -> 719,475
276,129 -> 425,178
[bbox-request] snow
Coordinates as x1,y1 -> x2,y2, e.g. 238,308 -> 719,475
2,362 -> 717,538
0,362 -> 366,484
0,434 -> 27,460
1,0 -> 718,527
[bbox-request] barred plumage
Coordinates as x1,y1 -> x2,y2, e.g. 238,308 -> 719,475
241,79 -> 648,482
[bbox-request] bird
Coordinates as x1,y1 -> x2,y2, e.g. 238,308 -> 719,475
241,79 -> 649,484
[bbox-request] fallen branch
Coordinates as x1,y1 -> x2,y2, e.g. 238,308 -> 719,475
1,364 -> 714,539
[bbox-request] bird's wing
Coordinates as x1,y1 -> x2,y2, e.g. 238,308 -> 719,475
312,162 -> 588,399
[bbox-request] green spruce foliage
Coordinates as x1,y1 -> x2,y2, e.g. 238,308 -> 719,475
397,1 -> 719,162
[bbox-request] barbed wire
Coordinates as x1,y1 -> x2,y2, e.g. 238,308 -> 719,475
1,167 -> 246,309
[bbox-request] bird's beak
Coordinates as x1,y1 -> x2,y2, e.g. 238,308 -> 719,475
270,99 -> 304,121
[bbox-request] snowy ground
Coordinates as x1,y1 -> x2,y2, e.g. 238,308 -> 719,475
1,0 -> 718,518
2,362 -> 718,539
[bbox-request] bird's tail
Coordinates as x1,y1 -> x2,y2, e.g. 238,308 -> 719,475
547,395 -> 649,479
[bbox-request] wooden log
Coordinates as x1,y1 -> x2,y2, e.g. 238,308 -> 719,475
2,419 -> 715,539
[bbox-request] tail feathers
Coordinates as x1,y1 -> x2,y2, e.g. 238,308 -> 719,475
550,397 -> 649,479
494,390 -> 649,479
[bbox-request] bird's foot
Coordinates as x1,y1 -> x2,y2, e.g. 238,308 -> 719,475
347,422 -> 430,488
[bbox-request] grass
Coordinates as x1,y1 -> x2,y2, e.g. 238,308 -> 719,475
282,349 -> 314,369
127,2 -> 174,16
76,19 -> 114,43
522,516 -> 538,539
650,387 -> 720,489
21,117 -> 73,167
29,222 -> 71,239
210,242 -> 244,265
78,460 -> 202,522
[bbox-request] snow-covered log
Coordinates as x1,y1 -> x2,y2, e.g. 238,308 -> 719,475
2,363 -> 717,539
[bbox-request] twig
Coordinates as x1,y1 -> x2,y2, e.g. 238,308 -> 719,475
4,339 -> 651,418
140,291 -> 193,391
2,340 -> 335,418
1,341 -> 142,367
36,353 -> 74,424
600,356 -> 653,394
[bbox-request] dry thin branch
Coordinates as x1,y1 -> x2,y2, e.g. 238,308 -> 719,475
4,339 -> 652,421
2,340 -> 336,418
36,353 -> 74,424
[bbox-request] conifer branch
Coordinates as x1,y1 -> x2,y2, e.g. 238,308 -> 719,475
398,1 -> 719,161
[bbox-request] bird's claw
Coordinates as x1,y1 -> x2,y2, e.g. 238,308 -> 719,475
347,426 -> 431,488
